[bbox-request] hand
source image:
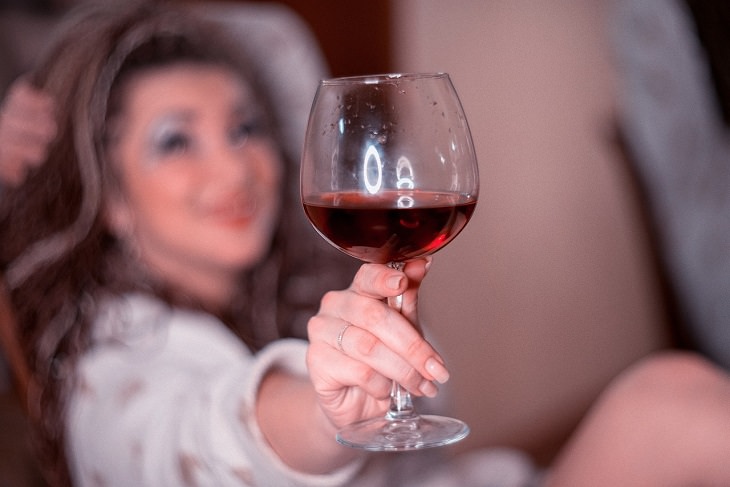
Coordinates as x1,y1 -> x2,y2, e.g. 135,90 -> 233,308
0,78 -> 56,187
306,257 -> 450,430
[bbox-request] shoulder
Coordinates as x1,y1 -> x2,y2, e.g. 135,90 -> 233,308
88,292 -> 248,366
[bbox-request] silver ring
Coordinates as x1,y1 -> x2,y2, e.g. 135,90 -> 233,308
336,324 -> 352,353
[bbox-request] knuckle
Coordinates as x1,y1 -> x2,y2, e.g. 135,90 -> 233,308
358,366 -> 390,399
359,364 -> 379,385
353,331 -> 379,357
399,366 -> 422,389
403,335 -> 428,359
361,299 -> 389,326
319,290 -> 340,309
306,314 -> 326,337
305,343 -> 326,371
351,265 -> 368,287
353,263 -> 380,291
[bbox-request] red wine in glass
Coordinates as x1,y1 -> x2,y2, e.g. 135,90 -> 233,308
304,190 -> 477,264
301,72 -> 478,450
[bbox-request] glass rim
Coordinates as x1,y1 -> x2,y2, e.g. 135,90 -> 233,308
320,72 -> 449,86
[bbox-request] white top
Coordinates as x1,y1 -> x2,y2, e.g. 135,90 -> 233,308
66,293 -> 360,487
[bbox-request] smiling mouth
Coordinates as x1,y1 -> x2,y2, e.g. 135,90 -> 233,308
208,194 -> 259,226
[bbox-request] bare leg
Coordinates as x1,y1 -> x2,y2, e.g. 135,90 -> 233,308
545,352 -> 730,486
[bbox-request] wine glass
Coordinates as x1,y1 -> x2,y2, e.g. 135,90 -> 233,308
301,73 -> 479,450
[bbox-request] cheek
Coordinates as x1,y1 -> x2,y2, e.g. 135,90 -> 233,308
252,156 -> 284,237
123,168 -> 198,232
252,145 -> 284,195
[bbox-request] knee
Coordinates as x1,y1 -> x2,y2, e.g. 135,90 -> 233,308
606,351 -> 730,431
548,352 -> 730,486
617,351 -> 726,398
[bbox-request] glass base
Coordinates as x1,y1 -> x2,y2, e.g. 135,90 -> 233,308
336,414 -> 470,451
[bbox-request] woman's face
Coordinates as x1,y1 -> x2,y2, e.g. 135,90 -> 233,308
105,62 -> 283,304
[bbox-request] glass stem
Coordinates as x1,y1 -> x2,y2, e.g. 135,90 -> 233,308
386,261 -> 417,420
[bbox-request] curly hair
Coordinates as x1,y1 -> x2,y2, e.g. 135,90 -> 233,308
0,2 -> 355,485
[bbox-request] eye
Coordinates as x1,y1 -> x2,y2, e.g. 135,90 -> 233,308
229,119 -> 266,148
157,130 -> 191,155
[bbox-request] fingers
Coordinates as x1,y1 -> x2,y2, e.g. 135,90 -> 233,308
308,339 -> 393,401
308,258 -> 448,399
0,78 -> 57,187
307,340 -> 393,429
344,259 -> 438,371
348,257 -> 431,299
333,319 -> 445,397
3,79 -> 56,135
309,315 -> 445,400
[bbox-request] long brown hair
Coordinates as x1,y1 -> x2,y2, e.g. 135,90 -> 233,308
0,2 -> 354,484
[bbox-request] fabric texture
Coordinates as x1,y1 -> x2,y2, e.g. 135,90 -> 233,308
66,293 -> 362,487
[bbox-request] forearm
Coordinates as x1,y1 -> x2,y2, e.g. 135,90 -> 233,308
255,368 -> 363,474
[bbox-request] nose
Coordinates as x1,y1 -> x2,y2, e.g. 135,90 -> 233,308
208,141 -> 254,187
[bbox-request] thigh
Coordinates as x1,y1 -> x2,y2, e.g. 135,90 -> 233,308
545,351 -> 730,487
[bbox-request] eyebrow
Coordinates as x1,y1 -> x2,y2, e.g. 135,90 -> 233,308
157,100 -> 255,122
154,110 -> 196,125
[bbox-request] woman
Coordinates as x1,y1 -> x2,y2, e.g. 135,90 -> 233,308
0,2 -> 448,485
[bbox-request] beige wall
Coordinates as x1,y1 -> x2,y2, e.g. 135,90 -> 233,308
390,0 -> 670,460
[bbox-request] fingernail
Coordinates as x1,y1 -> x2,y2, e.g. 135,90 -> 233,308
419,380 -> 438,398
426,357 -> 450,384
424,256 -> 433,272
387,275 -> 403,290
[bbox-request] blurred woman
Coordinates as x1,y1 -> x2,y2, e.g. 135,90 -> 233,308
0,2 -> 446,485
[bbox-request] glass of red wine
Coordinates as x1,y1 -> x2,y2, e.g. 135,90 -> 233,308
301,73 -> 479,450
